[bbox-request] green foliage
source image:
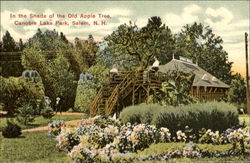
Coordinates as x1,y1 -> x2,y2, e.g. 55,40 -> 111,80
105,16 -> 175,70
22,35 -> 77,111
41,106 -> 54,119
175,22 -> 233,84
74,59 -> 109,113
120,102 -> 239,136
227,73 -> 246,110
2,120 -> 21,138
1,30 -> 18,52
120,103 -> 165,124
153,102 -> 239,135
0,76 -> 44,115
155,72 -> 196,106
16,103 -> 37,125
74,83 -> 97,113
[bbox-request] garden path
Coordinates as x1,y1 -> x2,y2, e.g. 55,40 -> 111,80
21,112 -> 83,133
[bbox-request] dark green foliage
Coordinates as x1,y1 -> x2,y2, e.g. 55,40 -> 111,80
226,73 -> 246,111
2,120 -> 21,138
120,102 -> 239,136
105,16 -> 175,70
155,72 -> 196,106
153,102 -> 239,135
175,22 -> 233,84
41,106 -> 55,119
0,31 -> 24,77
2,30 -> 18,52
16,103 -> 37,125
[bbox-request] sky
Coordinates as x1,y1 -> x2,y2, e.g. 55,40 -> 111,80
1,1 -> 249,76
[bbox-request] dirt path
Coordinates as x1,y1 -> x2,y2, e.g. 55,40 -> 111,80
22,119 -> 83,133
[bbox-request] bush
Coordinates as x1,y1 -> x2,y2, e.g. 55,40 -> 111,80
48,120 -> 65,137
153,102 -> 239,135
41,106 -> 54,119
16,103 -> 36,125
120,102 -> 239,137
2,120 -> 22,138
120,103 -> 165,124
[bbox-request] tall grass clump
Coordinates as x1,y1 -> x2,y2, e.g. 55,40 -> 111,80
153,101 -> 239,135
120,102 -> 239,136
119,103 -> 165,124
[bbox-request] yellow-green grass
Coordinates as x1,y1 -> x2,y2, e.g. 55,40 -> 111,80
0,131 -> 70,162
0,114 -> 83,131
136,143 -> 250,162
239,114 -> 250,126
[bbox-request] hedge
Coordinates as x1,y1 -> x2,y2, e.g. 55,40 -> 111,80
120,102 -> 239,135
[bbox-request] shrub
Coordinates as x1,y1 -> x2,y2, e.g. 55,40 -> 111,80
119,103 -> 165,124
120,102 -> 239,137
2,120 -> 22,138
48,120 -> 65,137
41,106 -> 54,119
153,102 -> 239,136
16,103 -> 36,125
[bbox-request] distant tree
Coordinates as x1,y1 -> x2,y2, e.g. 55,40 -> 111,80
0,31 -> 24,77
0,41 -> 3,52
60,32 -> 69,44
2,30 -> 18,52
18,38 -> 25,51
176,23 -> 233,84
72,34 -> 99,75
105,16 -> 175,70
227,73 -> 246,110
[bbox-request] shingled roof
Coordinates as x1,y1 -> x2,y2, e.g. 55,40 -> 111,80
158,58 -> 230,88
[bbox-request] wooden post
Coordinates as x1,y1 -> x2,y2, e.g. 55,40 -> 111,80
245,32 -> 250,114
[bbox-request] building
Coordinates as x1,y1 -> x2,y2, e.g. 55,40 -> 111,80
158,57 -> 230,100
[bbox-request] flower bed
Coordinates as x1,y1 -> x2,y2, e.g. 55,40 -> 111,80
48,116 -> 250,163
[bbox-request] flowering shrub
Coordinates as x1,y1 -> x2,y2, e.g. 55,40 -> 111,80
48,120 -> 65,137
182,142 -> 202,158
52,116 -> 250,163
56,127 -> 80,152
199,129 -> 221,144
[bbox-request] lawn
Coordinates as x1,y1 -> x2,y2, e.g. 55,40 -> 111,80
1,132 -> 249,163
0,114 -> 84,131
239,114 -> 250,126
0,131 -> 70,162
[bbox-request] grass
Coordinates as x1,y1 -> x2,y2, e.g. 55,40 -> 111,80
239,114 -> 250,126
136,142 -> 250,162
0,114 -> 84,131
0,131 -> 70,162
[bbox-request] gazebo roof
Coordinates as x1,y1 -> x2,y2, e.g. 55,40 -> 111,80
158,59 -> 229,88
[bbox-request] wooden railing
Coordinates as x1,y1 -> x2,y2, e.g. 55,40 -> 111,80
89,87 -> 104,116
105,74 -> 132,115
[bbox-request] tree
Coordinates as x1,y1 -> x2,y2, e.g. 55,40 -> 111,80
22,29 -> 78,110
70,35 -> 99,76
175,23 -> 233,84
0,76 -> 44,115
74,59 -> 109,113
227,73 -> 246,111
18,38 -> 25,51
22,40 -> 77,111
105,16 -> 175,70
2,30 -> 17,52
0,31 -> 24,77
